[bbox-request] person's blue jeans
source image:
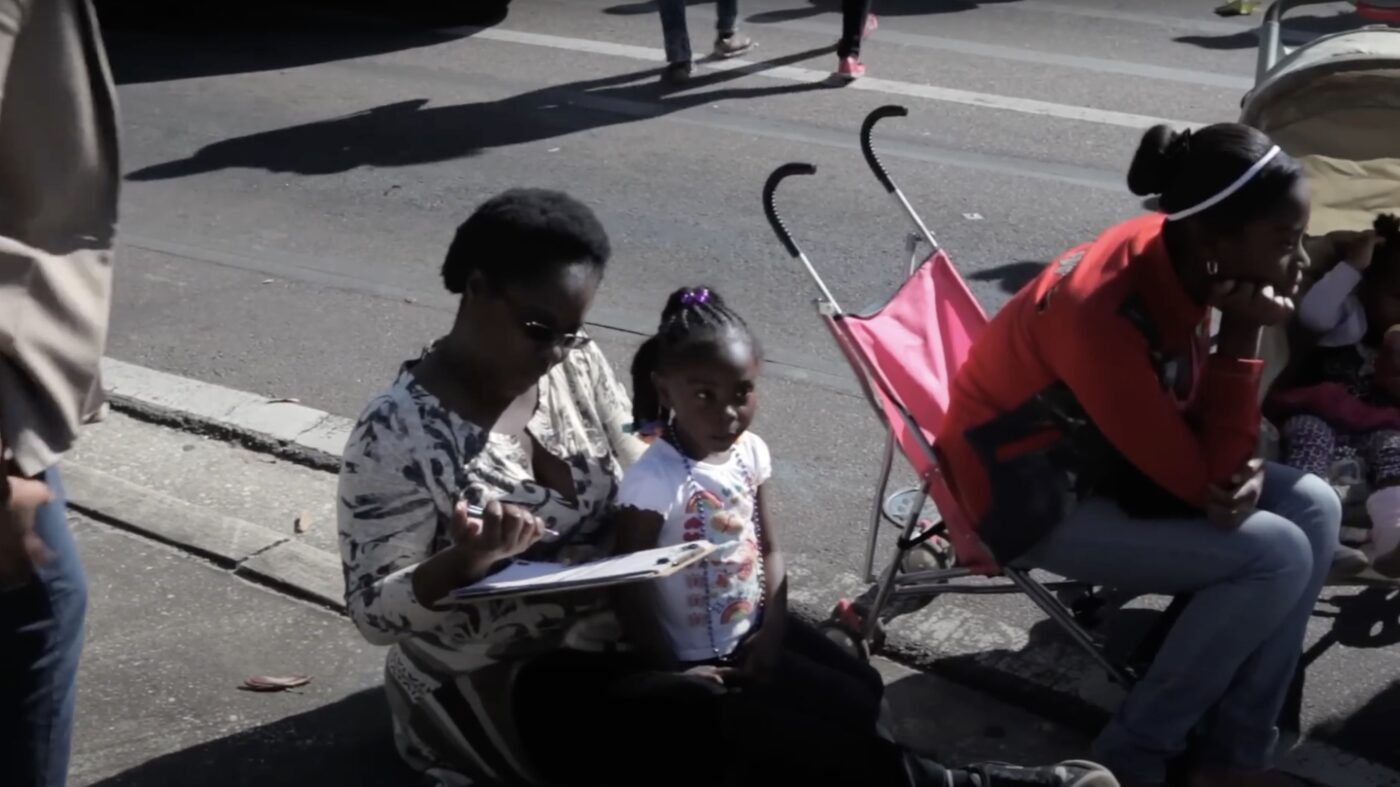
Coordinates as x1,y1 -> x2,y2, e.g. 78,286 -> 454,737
1,468 -> 87,787
657,0 -> 739,65
1019,462 -> 1339,784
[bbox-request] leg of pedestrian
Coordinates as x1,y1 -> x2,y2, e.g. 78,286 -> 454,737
1,470 -> 88,787
656,0 -> 695,84
712,0 -> 754,59
836,0 -> 875,80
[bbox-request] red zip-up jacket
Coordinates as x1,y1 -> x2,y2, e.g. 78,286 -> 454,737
936,214 -> 1263,563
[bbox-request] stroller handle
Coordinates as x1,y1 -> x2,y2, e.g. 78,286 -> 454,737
762,163 -> 842,310
763,163 -> 817,259
859,105 -> 940,252
1256,0 -> 1356,84
861,105 -> 908,195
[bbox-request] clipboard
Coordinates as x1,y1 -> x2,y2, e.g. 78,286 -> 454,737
448,541 -> 719,602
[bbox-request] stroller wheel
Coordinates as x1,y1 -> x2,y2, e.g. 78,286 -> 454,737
899,534 -> 955,575
881,487 -> 940,531
818,620 -> 872,662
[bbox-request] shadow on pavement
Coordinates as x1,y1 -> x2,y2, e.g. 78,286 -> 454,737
605,0 -> 715,16
1309,587 -> 1400,655
968,260 -> 1044,295
87,688 -> 412,787
1316,677 -> 1400,768
745,0 -> 1022,25
126,46 -> 840,181
95,0 -> 502,85
1175,12 -> 1365,51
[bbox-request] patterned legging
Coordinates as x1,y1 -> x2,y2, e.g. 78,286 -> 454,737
1281,414 -> 1400,489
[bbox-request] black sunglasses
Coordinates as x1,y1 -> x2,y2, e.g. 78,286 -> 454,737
496,289 -> 591,350
519,319 -> 591,350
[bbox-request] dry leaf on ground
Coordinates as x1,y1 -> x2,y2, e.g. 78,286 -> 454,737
241,675 -> 312,692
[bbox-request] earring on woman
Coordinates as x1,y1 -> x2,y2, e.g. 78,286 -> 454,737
1205,260 -> 1220,277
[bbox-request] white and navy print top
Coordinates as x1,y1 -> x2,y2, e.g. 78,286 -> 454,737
337,340 -> 645,669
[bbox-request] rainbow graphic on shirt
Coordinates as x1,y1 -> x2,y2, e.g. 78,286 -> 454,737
719,599 -> 754,625
685,489 -> 726,515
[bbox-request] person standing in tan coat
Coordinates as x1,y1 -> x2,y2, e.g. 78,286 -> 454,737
0,1 -> 120,785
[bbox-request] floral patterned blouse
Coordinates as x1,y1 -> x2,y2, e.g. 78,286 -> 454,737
336,340 -> 645,783
339,339 -> 644,652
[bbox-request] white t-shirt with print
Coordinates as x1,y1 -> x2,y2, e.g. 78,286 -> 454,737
617,433 -> 773,663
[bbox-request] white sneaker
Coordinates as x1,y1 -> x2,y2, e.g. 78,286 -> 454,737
967,760 -> 1120,786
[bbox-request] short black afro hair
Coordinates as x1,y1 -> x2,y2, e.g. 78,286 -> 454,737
442,188 -> 611,294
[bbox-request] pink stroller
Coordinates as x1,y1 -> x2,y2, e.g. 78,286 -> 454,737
762,105 -> 1135,686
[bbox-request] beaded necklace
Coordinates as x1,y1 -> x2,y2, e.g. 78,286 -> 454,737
665,425 -> 767,663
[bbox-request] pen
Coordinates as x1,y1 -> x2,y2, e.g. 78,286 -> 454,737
465,503 -> 562,540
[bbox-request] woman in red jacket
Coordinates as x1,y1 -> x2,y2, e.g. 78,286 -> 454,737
938,124 -> 1340,787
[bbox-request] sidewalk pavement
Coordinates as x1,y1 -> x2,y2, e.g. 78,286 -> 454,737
67,361 -> 1400,785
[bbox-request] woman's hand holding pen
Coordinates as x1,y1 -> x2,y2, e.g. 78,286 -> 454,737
449,499 -> 550,579
415,499 -> 550,607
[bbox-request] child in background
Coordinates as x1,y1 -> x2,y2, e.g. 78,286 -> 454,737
1277,215 -> 1400,577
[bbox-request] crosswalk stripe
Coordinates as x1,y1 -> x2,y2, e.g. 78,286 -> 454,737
451,26 -> 1204,131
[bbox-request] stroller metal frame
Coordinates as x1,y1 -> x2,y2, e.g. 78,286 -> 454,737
1256,0 -> 1400,83
762,106 -> 1135,687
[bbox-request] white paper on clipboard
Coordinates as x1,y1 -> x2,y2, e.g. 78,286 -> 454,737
448,541 -> 719,602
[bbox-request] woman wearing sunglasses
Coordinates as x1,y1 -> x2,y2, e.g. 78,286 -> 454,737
337,187 -> 647,785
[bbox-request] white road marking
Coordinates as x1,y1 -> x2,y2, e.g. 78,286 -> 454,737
450,26 -> 1201,131
758,17 -> 1254,90
1016,0 -> 1316,43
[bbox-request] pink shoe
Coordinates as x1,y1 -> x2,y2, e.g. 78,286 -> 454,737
863,13 -> 879,38
837,56 -> 866,80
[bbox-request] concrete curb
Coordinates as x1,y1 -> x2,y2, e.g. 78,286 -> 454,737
102,358 -> 351,473
65,458 -> 347,614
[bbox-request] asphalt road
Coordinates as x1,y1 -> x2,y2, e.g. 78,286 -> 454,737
91,0 -> 1400,776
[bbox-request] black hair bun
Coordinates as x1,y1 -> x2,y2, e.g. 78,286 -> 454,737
1128,125 -> 1191,198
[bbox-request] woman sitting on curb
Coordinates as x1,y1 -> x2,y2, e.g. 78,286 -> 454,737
938,124 -> 1341,787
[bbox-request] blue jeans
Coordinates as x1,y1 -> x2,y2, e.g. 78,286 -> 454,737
1,468 -> 87,787
1020,463 -> 1339,784
657,0 -> 739,64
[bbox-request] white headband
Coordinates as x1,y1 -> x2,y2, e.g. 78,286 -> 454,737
1165,145 -> 1282,222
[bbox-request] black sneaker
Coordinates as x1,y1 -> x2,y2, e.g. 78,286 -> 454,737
966,760 -> 1121,786
661,61 -> 692,85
